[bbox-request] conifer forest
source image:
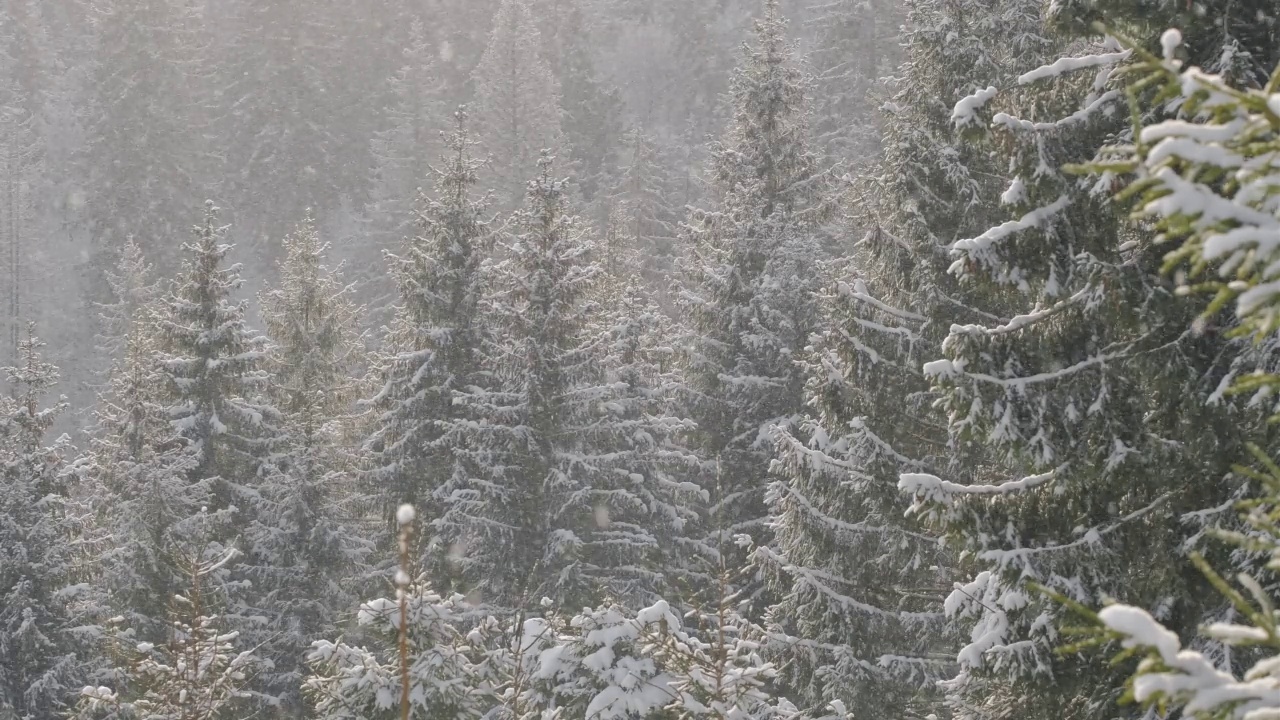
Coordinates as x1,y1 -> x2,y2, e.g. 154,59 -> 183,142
5,0 -> 1280,718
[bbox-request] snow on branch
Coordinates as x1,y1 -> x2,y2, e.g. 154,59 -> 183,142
837,280 -> 926,321
924,350 -> 1119,388
1093,603 -> 1280,718
992,89 -> 1122,132
899,465 -> 1064,508
949,287 -> 1090,337
1015,50 -> 1132,85
949,195 -> 1071,260
952,86 -> 998,128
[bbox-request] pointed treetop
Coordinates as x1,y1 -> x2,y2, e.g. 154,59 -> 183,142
8,322 -> 58,402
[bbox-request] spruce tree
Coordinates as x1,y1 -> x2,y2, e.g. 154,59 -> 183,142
305,508 -> 489,720
244,212 -> 371,714
678,0 -> 831,609
591,208 -> 705,606
448,154 -> 690,612
74,547 -> 261,720
93,239 -> 160,366
763,0 -> 1038,713
156,200 -> 283,564
76,241 -> 210,647
0,326 -> 84,719
366,108 -> 493,581
905,5 -> 1280,719
469,0 -> 565,208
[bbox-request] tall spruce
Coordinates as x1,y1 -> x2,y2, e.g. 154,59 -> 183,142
244,212 -> 371,714
903,5 -> 1280,719
678,0 -> 830,610
366,108 -> 493,580
590,205 -> 705,606
157,201 -> 283,563
75,241 -> 210,648
763,0 -> 1052,712
448,154 -> 690,612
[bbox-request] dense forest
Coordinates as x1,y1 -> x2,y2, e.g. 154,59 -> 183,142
3,1 -> 1280,719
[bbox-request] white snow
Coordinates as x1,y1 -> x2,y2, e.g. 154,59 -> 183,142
952,86 -> 998,127
950,195 -> 1071,257
1161,28 -> 1183,61
396,503 -> 415,526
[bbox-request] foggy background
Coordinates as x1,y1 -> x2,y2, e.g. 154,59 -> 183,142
0,0 -> 898,429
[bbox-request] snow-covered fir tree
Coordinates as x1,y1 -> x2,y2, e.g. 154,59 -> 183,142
1046,84 -> 1280,714
447,154 -> 690,612
1047,0 -> 1278,88
158,201 -> 282,531
678,0 -> 831,611
366,108 -> 494,581
244,212 -> 372,715
0,326 -> 85,719
74,241 -> 212,647
309,507 -> 797,720
93,239 -> 161,367
1083,24 -> 1280,389
151,202 -> 287,676
521,589 -> 790,720
469,0 -> 565,208
762,0 -> 1045,712
305,508 -> 491,720
905,6 -> 1280,719
590,212 -> 705,606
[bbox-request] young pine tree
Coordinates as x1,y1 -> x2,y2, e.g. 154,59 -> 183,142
305,506 -> 490,720
678,0 -> 831,611
244,212 -> 372,714
75,547 -> 261,720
